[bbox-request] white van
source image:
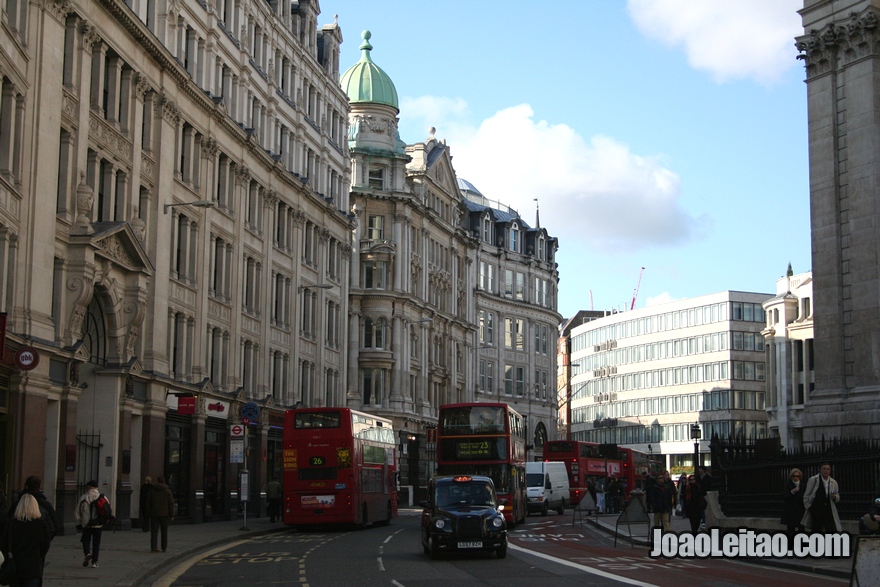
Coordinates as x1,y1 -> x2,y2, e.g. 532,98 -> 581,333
526,461 -> 570,515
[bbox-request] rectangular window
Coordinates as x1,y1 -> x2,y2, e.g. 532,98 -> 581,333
515,272 -> 525,300
503,269 -> 514,298
504,365 -> 514,396
732,302 -> 743,321
368,166 -> 385,189
363,261 -> 387,290
367,215 -> 384,240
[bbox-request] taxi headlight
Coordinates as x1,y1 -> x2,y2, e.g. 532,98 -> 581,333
491,516 -> 504,529
434,519 -> 446,530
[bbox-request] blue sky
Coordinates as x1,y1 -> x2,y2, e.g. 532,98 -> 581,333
330,0 -> 809,319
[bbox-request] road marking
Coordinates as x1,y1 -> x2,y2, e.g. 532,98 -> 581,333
151,539 -> 250,587
508,543 -> 661,587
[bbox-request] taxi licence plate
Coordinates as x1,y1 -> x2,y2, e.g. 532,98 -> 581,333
458,541 -> 482,549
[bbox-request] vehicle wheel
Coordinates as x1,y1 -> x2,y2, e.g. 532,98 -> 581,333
422,531 -> 430,555
497,537 -> 508,559
429,536 -> 441,559
541,502 -> 549,516
557,499 -> 566,516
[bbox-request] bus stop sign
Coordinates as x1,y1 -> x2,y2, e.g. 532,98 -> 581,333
241,402 -> 260,422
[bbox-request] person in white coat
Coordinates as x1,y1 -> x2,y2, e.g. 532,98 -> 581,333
74,481 -> 105,568
801,462 -> 841,532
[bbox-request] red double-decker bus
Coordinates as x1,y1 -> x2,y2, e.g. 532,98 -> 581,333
282,407 -> 398,528
436,403 -> 527,525
543,440 -> 653,505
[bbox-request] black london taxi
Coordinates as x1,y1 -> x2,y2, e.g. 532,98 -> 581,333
419,475 -> 508,559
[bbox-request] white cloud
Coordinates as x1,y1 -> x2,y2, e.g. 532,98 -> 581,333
626,0 -> 803,85
405,103 -> 710,253
645,292 -> 677,307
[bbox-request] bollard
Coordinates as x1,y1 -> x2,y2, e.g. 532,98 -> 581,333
192,490 -> 204,524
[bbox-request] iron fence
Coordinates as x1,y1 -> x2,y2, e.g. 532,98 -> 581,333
709,435 -> 880,521
76,431 -> 101,497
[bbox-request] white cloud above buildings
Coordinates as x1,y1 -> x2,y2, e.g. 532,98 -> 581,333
626,0 -> 803,85
400,100 -> 710,254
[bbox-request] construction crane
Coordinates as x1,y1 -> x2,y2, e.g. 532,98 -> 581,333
630,267 -> 645,310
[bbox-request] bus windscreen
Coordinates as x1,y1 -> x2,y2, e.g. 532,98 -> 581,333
294,411 -> 342,429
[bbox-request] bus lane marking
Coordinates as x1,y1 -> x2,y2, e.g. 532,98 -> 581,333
572,555 -> 707,571
508,543 -> 660,587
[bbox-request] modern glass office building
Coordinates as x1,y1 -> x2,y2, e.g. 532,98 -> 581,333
568,291 -> 772,473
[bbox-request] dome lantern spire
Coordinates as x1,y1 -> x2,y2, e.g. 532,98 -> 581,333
340,30 -> 399,109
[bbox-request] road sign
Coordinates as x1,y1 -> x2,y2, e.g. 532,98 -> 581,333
242,417 -> 250,426
230,424 -> 244,438
241,401 -> 260,422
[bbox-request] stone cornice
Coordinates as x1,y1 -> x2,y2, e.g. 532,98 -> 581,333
796,8 -> 880,77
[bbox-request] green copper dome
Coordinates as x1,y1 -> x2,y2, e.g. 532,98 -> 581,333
340,31 -> 399,109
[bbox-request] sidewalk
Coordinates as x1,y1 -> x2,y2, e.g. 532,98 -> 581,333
583,512 -> 853,580
43,516 -> 286,587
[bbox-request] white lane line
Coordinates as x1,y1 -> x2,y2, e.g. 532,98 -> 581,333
391,581 -> 406,587
508,543 -> 660,587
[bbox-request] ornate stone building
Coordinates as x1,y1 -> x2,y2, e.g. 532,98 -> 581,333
340,32 -> 562,496
797,1 -> 880,445
762,268 -> 814,450
0,0 -> 352,529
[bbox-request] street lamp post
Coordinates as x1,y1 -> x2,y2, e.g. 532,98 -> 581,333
690,423 -> 702,473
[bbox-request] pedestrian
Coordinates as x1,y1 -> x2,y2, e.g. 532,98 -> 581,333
265,478 -> 282,523
139,476 -> 153,532
781,467 -> 806,544
696,466 -> 712,529
801,462 -> 841,533
859,497 -> 880,535
648,471 -> 676,532
0,493 -> 50,587
7,476 -> 58,542
595,478 -> 606,514
74,480 -> 105,568
676,473 -> 688,517
149,476 -> 175,553
0,482 -> 8,532
683,475 -> 705,533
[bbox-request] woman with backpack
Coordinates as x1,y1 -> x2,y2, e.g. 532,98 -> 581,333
74,480 -> 108,568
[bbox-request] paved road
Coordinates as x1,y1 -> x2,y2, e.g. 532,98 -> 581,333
144,510 -> 852,587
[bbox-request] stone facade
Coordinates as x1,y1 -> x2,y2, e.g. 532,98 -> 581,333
0,0 -> 352,529
797,0 -> 880,445
762,271 -> 814,450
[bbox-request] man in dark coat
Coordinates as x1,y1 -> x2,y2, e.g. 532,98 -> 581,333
8,476 -> 58,542
139,476 -> 153,532
648,471 -> 676,532
149,476 -> 175,553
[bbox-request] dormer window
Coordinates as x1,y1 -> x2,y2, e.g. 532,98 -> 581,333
482,216 -> 492,243
368,166 -> 385,189
509,224 -> 520,253
537,236 -> 545,260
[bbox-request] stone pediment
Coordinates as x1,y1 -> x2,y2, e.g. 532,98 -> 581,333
88,222 -> 154,275
427,147 -> 459,196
